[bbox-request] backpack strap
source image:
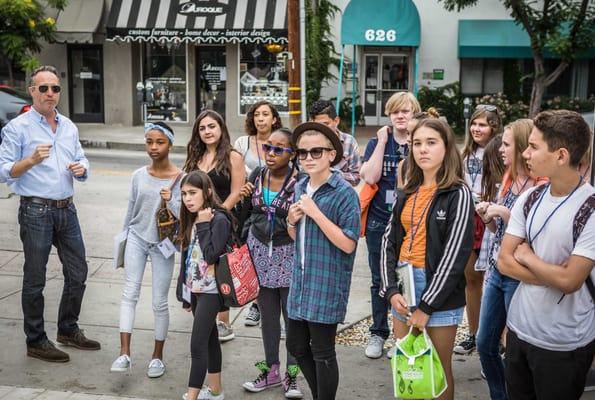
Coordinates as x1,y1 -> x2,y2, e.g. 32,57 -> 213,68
572,194 -> 595,302
522,184 -> 548,219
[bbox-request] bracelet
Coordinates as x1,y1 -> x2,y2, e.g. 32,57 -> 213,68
286,218 -> 296,229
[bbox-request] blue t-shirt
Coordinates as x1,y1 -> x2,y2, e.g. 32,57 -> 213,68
363,136 -> 408,223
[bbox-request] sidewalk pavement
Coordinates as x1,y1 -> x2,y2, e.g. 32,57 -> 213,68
76,124 -> 380,154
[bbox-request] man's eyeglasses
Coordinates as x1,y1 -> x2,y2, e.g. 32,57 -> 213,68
262,143 -> 294,156
296,147 -> 333,160
33,85 -> 61,94
476,104 -> 497,112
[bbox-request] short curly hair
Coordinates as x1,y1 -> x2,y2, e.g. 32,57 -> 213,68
244,101 -> 282,136
309,99 -> 337,120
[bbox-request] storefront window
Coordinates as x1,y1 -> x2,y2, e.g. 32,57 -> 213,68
143,43 -> 187,122
239,43 -> 288,114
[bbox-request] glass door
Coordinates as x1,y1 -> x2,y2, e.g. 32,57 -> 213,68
68,45 -> 104,123
363,53 -> 410,126
196,46 -> 226,118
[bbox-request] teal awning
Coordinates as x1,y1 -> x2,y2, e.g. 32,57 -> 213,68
459,20 -> 595,59
341,0 -> 420,46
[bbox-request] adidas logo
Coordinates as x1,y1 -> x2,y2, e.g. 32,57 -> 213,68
436,209 -> 447,220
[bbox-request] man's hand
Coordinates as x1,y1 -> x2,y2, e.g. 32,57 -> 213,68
376,126 -> 390,144
197,207 -> 214,223
67,162 -> 86,177
407,309 -> 430,330
513,242 -> 535,266
240,182 -> 255,199
30,144 -> 52,165
287,202 -> 304,226
297,194 -> 320,218
160,187 -> 172,201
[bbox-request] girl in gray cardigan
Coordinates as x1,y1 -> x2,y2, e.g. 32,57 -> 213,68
110,122 -> 182,379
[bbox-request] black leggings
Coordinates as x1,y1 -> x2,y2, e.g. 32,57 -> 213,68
188,293 -> 223,389
286,318 -> 339,400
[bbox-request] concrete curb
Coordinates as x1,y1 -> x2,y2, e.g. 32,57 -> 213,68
80,140 -> 187,154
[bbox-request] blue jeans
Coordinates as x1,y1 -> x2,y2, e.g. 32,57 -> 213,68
392,267 -> 464,327
18,200 -> 88,345
477,268 -> 519,400
365,217 -> 390,339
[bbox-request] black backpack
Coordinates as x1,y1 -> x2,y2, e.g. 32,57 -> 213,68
523,184 -> 595,301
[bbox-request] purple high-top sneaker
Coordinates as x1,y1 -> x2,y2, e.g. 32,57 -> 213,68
242,361 -> 282,392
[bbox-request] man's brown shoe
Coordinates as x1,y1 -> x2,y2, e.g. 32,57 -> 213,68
57,330 -> 101,350
27,340 -> 70,362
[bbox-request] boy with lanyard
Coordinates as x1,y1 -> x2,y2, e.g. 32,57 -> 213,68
498,110 -> 595,400
286,122 -> 360,400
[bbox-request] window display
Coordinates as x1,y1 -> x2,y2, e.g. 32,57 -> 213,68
239,43 -> 288,114
143,43 -> 187,122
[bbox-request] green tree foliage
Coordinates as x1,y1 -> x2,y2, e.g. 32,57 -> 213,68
438,0 -> 595,116
0,0 -> 67,75
305,0 -> 340,111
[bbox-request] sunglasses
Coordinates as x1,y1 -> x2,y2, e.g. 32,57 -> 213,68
476,104 -> 497,112
34,85 -> 61,94
296,147 -> 333,160
262,143 -> 294,156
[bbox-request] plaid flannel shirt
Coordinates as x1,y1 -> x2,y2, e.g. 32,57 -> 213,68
287,170 -> 361,324
333,130 -> 361,187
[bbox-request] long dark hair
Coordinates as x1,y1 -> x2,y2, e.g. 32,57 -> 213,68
178,171 -> 231,249
404,119 -> 465,195
184,110 -> 235,177
480,134 -> 505,202
244,101 -> 282,136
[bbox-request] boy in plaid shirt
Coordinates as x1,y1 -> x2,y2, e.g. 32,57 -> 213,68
286,122 -> 360,400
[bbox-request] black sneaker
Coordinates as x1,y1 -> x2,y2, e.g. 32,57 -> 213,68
244,303 -> 261,327
27,340 -> 70,363
453,334 -> 476,355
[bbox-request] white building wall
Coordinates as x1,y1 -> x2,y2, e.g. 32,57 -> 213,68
320,0 -> 514,100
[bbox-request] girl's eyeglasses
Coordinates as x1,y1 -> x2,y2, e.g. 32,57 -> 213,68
33,85 -> 61,94
262,143 -> 294,156
295,147 -> 333,160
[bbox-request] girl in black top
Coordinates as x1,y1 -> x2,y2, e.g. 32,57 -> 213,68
184,110 -> 245,340
178,171 -> 232,400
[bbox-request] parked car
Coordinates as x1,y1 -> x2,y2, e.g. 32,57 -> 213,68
0,86 -> 31,142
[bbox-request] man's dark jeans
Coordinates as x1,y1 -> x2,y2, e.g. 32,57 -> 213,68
18,200 -> 88,345
365,217 -> 390,339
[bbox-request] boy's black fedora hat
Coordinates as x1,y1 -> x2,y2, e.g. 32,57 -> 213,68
292,122 -> 343,166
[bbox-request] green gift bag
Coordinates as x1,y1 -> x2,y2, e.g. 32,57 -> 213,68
391,328 -> 447,399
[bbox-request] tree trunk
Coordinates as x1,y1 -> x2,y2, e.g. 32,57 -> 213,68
5,58 -> 14,87
529,54 -> 547,118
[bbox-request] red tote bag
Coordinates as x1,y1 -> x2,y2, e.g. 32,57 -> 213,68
216,243 -> 260,308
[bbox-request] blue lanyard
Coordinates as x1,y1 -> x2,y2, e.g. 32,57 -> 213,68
407,188 -> 435,256
527,180 -> 582,246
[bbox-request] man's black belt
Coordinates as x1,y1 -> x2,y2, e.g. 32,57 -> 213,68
21,196 -> 73,208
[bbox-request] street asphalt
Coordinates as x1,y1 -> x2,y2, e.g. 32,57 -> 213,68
0,134 -> 590,399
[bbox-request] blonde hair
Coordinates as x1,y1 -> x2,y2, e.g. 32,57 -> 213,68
384,92 -> 421,116
505,119 -> 533,181
462,106 -> 503,160
404,119 -> 465,194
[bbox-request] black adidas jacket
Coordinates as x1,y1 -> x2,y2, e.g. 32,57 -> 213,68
380,183 -> 474,315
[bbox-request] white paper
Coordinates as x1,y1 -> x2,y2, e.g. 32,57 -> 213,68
113,229 -> 128,270
386,190 -> 396,204
397,261 -> 417,307
157,237 -> 176,259
182,283 -> 192,303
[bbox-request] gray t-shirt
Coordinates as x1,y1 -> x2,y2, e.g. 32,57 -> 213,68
505,183 -> 595,351
123,166 -> 182,244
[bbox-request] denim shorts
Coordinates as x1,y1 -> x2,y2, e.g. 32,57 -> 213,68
392,266 -> 464,327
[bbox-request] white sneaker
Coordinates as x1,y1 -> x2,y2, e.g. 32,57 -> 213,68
110,354 -> 131,372
386,346 -> 396,359
364,335 -> 385,359
198,387 -> 224,400
217,321 -> 235,342
147,358 -> 165,378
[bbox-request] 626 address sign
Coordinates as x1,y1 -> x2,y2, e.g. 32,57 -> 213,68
365,29 -> 397,42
